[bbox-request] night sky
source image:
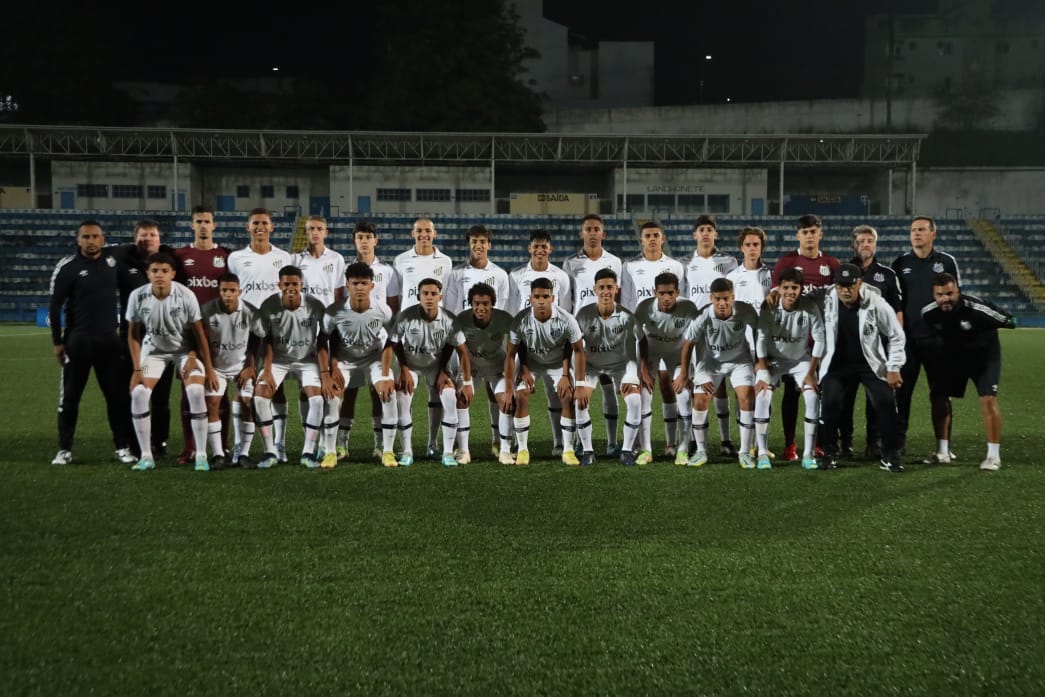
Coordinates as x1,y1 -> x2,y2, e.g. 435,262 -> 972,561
4,0 -> 952,112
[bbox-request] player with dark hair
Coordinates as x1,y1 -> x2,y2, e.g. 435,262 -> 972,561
921,273 -> 1015,471
444,225 -> 510,314
891,215 -> 962,463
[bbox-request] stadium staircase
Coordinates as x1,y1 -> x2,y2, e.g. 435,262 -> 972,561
967,218 -> 1045,312
289,216 -> 309,254
0,210 -> 1038,322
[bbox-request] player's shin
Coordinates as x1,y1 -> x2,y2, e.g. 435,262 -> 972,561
755,389 -> 772,456
692,410 -> 709,452
601,381 -> 618,448
396,391 -> 414,455
802,387 -> 820,459
640,388 -> 654,452
186,383 -> 209,458
456,407 -> 470,454
131,383 -> 154,458
575,404 -> 594,453
303,395 -> 324,456
715,396 -> 731,442
677,389 -> 693,453
324,396 -> 342,457
381,396 -> 398,453
622,391 -> 641,452
738,409 -> 754,456
254,396 -> 276,454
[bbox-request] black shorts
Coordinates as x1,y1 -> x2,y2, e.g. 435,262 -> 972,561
941,342 -> 1001,399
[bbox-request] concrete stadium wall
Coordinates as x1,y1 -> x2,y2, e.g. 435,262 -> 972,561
330,165 -> 493,216
888,168 -> 1045,218
202,167 -> 327,215
544,88 -> 1044,134
52,161 -> 197,212
614,167 -> 768,217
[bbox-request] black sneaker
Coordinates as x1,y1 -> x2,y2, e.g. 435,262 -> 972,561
841,445 -> 856,458
879,459 -> 905,473
579,451 -> 596,467
238,455 -> 256,469
720,440 -> 738,457
818,457 -> 839,470
211,454 -> 228,470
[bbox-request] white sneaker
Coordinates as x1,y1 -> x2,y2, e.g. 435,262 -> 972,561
114,448 -> 137,464
922,452 -> 952,465
276,443 -> 288,463
51,449 -> 72,465
455,451 -> 472,465
979,456 -> 1001,471
498,451 -> 515,465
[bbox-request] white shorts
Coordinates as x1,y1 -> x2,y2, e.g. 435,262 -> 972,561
692,361 -> 755,394
404,366 -> 457,393
260,360 -> 322,390
205,367 -> 256,399
459,374 -> 506,395
765,358 -> 814,389
140,352 -> 196,380
338,360 -> 391,390
520,365 -> 567,392
584,361 -> 640,390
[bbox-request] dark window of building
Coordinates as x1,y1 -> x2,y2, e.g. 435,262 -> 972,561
615,193 -> 645,210
647,194 -> 675,209
236,185 -> 250,198
376,188 -> 411,202
456,188 -> 491,202
112,184 -> 143,199
937,41 -> 953,56
260,185 -> 274,198
996,41 -> 1009,54
286,185 -> 300,199
678,194 -> 706,211
416,188 -> 451,202
707,194 -> 730,213
147,185 -> 166,199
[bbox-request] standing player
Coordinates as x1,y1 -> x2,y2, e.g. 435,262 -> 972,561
891,215 -> 961,462
922,273 -> 1016,471
503,278 -> 592,466
337,220 -> 401,459
322,262 -> 398,468
173,205 -> 232,465
817,265 -> 906,473
251,265 -> 332,469
725,226 -> 773,308
296,215 -> 346,307
771,214 -> 841,461
675,278 -> 759,468
508,229 -> 572,455
635,272 -> 702,465
382,278 -> 473,467
620,221 -> 685,311
48,221 -> 136,465
200,273 -> 259,469
575,270 -> 644,465
838,224 -> 902,459
125,253 -> 217,472
392,218 -> 454,458
227,208 -> 294,461
563,214 -> 624,456
753,268 -> 825,471
680,214 -> 740,457
451,282 -> 515,465
443,225 -> 510,314
621,223 -> 686,458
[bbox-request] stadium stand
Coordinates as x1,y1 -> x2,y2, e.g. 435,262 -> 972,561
0,210 -> 1037,322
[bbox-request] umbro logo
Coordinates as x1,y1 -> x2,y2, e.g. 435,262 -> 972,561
78,270 -> 88,277
184,259 -> 196,266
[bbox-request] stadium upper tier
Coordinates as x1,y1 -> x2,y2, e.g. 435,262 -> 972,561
0,211 -> 1036,321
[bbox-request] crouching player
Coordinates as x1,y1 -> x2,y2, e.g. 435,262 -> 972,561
452,282 -> 514,464
252,265 -> 332,469
634,272 -> 701,465
575,269 -> 644,465
676,278 -> 759,468
125,252 -> 217,471
753,268 -> 825,470
322,262 -> 398,468
200,273 -> 259,468
383,278 -> 473,467
503,278 -> 592,465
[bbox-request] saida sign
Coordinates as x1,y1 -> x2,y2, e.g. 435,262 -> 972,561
509,192 -> 599,215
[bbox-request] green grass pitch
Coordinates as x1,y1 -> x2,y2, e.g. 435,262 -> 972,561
2,325 -> 1044,695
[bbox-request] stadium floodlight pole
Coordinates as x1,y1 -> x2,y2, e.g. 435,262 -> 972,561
887,169 -> 893,215
171,131 -> 178,212
911,159 -> 917,212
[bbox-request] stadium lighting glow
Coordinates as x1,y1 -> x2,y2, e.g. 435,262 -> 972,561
705,55 -> 712,60
272,67 -> 280,72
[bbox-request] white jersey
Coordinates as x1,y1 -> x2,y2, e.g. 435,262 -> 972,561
355,256 -> 399,309
227,245 -> 293,308
508,305 -> 582,371
620,253 -> 685,312
725,264 -> 773,308
634,297 -> 702,357
392,247 -> 454,309
562,249 -> 623,310
323,301 -> 392,367
296,247 -> 346,307
200,298 -> 256,373
453,308 -> 513,379
443,261 -> 511,314
125,281 -> 202,357
684,302 -> 759,368
507,262 -> 572,315
680,249 -> 738,307
575,303 -> 640,374
254,294 -> 327,364
390,305 -> 464,371
756,296 -> 826,365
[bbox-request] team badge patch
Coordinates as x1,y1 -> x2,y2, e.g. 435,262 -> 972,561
873,272 -> 884,282
932,262 -> 944,273
106,257 -> 116,268
819,265 -> 830,276
214,257 -> 225,268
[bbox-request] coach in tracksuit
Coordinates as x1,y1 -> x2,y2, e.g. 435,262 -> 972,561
48,221 -> 135,464
817,264 -> 907,473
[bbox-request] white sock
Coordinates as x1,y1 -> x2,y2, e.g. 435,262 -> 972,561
498,411 -> 512,453
547,380 -> 563,447
325,396 -> 342,455
622,392 -> 641,452
987,443 -> 1000,459
738,409 -> 754,455
131,384 -> 153,459
802,387 -> 820,458
186,383 -> 209,458
938,439 -> 949,455
396,391 -> 414,454
456,408 -> 470,454
272,400 -> 288,449
230,399 -> 242,449
677,390 -> 692,453
380,393 -> 398,453
640,389 -> 653,452
576,406 -> 593,453
692,410 -> 709,451
755,389 -> 772,456
208,421 -> 223,457
254,396 -> 275,454
303,395 -> 324,456
561,416 -> 576,452
715,396 -> 731,442
239,419 -> 255,456
663,402 -> 678,447
514,415 -> 531,452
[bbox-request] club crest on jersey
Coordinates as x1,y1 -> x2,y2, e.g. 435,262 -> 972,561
106,257 -> 116,268
209,317 -> 221,328
550,325 -> 563,338
932,262 -> 944,273
674,318 -> 687,328
820,265 -> 830,276
874,272 -> 884,283
214,257 -> 225,268
368,319 -> 381,330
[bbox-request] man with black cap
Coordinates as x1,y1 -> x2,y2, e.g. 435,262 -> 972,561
817,263 -> 907,472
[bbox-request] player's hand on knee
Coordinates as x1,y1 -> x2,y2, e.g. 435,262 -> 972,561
374,377 -> 394,402
520,367 -> 535,392
459,383 -> 474,406
575,385 -> 592,410
671,373 -> 689,395
398,368 -> 415,395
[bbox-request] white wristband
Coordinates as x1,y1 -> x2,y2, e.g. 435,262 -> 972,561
461,380 -> 473,387
376,376 -> 394,382
756,369 -> 771,384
